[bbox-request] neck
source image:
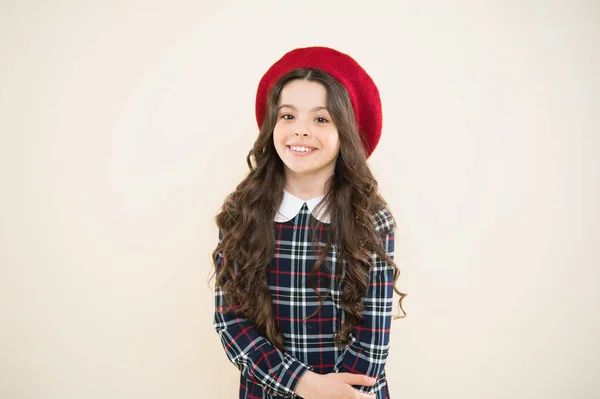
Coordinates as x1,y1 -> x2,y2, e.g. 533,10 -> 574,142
284,168 -> 333,200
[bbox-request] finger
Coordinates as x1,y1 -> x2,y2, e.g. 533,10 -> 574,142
338,372 -> 377,386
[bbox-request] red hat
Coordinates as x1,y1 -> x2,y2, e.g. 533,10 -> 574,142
255,46 -> 382,158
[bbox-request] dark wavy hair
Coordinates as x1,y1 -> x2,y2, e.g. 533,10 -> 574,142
211,68 -> 406,351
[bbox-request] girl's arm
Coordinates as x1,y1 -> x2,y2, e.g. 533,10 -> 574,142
331,208 -> 396,395
213,233 -> 313,397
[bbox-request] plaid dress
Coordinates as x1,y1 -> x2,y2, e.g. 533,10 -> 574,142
213,192 -> 396,398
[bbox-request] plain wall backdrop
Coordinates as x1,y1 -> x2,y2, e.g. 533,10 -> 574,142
0,0 -> 598,398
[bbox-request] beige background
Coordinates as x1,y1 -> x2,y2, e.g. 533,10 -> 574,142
1,0 -> 598,398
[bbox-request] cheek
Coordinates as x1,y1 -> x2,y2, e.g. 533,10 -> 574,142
272,125 -> 284,145
324,133 -> 340,153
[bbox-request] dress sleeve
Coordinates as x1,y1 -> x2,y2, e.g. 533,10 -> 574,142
213,231 -> 313,397
331,208 -> 396,395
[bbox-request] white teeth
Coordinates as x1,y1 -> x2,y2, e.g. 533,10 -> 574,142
290,146 -> 314,152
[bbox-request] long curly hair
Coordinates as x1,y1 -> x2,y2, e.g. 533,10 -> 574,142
211,68 -> 406,351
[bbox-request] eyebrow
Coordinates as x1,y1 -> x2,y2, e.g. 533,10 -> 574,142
277,104 -> 329,112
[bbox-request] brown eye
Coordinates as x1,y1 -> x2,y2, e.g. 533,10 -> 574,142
315,117 -> 329,123
281,114 -> 294,120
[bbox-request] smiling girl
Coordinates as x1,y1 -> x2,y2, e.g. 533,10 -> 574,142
212,46 -> 406,399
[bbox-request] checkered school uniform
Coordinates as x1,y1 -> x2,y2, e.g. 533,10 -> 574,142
213,190 -> 396,398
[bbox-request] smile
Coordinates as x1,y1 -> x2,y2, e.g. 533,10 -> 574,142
288,145 -> 317,155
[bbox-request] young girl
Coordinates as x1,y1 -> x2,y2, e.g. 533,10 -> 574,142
212,46 -> 406,399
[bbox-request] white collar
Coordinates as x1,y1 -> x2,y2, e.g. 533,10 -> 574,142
274,190 -> 331,224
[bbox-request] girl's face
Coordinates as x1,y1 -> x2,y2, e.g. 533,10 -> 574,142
273,79 -> 340,182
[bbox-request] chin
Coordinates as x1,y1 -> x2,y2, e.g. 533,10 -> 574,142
283,163 -> 317,175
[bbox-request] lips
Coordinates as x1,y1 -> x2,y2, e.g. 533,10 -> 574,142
287,145 -> 317,156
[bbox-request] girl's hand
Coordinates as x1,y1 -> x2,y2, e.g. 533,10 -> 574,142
295,370 -> 377,399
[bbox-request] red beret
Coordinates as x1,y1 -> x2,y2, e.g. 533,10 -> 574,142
255,46 -> 382,158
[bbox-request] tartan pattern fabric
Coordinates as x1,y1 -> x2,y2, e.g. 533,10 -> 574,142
213,203 -> 395,398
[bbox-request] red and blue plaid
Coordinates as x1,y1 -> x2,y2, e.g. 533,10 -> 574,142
214,203 -> 395,398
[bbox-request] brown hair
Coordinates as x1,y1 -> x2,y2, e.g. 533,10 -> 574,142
211,68 -> 406,351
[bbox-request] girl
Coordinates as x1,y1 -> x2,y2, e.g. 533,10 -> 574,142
212,46 -> 406,399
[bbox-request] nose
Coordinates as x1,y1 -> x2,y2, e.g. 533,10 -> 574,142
293,118 -> 311,137
293,125 -> 310,137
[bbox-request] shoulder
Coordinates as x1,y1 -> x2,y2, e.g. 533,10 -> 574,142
373,206 -> 395,236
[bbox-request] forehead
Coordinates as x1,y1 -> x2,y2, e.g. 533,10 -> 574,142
278,79 -> 328,107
